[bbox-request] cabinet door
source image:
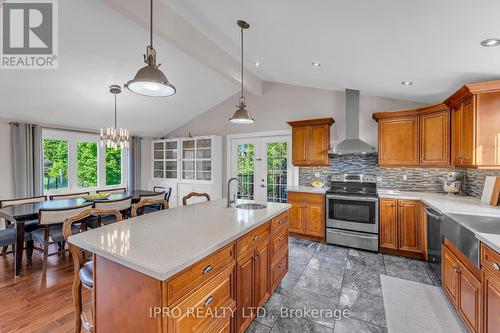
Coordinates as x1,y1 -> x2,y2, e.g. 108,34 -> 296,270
308,125 -> 329,166
397,200 -> 422,253
442,246 -> 459,306
482,268 -> 500,333
254,241 -> 270,308
420,110 -> 450,166
379,199 -> 398,250
451,105 -> 463,165
458,264 -> 480,333
291,127 -> 308,165
304,203 -> 324,238
289,203 -> 304,234
236,251 -> 255,332
461,96 -> 476,166
379,117 -> 419,166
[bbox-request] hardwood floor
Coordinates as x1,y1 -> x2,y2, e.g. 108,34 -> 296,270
0,245 -> 91,333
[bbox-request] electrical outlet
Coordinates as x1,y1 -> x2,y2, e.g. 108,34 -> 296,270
314,172 -> 320,178
402,174 -> 408,181
376,176 -> 382,182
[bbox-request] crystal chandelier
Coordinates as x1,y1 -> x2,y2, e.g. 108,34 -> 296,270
100,85 -> 130,149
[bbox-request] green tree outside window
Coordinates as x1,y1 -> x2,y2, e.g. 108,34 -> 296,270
77,142 -> 98,187
106,147 -> 122,186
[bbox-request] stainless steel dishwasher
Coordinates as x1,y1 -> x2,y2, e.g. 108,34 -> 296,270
425,207 -> 443,278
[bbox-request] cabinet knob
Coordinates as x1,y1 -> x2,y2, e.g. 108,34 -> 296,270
204,296 -> 214,307
492,262 -> 500,271
202,265 -> 213,275
279,236 -> 285,241
279,263 -> 284,269
253,235 -> 260,241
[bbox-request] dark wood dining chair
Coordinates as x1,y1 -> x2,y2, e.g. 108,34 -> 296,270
49,192 -> 90,200
182,192 -> 211,206
96,187 -> 126,194
131,198 -> 169,217
63,208 -> 123,333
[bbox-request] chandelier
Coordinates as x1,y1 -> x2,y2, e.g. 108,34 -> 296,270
100,85 -> 130,149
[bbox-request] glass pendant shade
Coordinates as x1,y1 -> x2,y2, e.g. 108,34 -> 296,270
230,97 -> 254,124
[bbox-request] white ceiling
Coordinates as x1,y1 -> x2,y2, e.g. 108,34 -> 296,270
0,0 -> 238,137
165,0 -> 500,103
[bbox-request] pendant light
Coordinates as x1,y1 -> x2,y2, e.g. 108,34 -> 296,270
100,85 -> 130,149
125,0 -> 176,97
230,20 -> 254,124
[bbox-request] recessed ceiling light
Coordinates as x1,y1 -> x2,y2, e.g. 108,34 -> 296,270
401,81 -> 413,86
312,62 -> 321,67
254,61 -> 261,67
480,38 -> 500,47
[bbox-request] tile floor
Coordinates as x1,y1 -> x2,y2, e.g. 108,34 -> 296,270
245,237 -> 442,333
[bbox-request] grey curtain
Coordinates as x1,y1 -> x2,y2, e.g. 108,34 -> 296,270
10,123 -> 43,197
128,136 -> 142,191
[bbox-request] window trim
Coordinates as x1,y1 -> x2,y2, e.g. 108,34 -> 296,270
42,129 -> 127,195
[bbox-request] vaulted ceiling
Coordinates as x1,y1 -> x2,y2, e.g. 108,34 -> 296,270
1,0 -> 499,136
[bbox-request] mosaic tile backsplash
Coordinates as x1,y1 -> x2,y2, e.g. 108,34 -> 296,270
298,154 -> 500,198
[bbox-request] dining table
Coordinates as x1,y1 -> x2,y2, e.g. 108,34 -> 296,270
0,190 -> 160,277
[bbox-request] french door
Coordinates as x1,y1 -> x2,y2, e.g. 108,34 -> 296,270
230,135 -> 292,203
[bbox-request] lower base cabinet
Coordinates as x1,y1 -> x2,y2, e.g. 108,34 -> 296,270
481,243 -> 500,333
287,192 -> 325,241
442,242 -> 481,333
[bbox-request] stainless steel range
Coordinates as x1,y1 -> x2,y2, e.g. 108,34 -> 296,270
326,174 -> 379,252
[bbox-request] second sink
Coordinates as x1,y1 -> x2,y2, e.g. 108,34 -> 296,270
235,203 -> 267,210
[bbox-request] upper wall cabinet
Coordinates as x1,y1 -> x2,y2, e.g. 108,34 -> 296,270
444,80 -> 500,168
287,118 -> 335,166
373,104 -> 450,167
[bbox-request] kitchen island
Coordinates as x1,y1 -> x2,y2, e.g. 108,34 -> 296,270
69,199 -> 291,333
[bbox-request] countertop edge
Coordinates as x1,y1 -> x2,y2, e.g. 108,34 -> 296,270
69,205 -> 291,281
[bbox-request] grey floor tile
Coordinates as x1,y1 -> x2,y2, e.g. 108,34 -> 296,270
245,321 -> 272,333
275,271 -> 302,297
290,244 -> 317,260
338,287 -> 386,328
254,293 -> 288,327
334,317 -> 387,333
289,237 -> 320,250
383,255 -> 429,276
342,266 -> 384,297
346,260 -> 386,275
297,267 -> 343,297
315,243 -> 348,261
348,249 -> 385,272
307,254 -> 346,275
285,286 -> 340,328
271,317 -> 332,333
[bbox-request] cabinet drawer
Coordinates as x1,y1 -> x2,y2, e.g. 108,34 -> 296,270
270,225 -> 288,259
287,192 -> 324,205
481,243 -> 500,276
271,211 -> 289,232
166,243 -> 235,305
237,222 -> 270,257
270,250 -> 288,291
166,264 -> 235,333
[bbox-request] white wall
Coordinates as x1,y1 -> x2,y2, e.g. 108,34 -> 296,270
141,137 -> 152,190
162,82 -> 426,195
0,119 -> 14,199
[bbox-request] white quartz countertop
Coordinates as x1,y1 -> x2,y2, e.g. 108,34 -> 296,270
286,185 -> 328,194
378,189 -> 500,252
68,199 -> 291,280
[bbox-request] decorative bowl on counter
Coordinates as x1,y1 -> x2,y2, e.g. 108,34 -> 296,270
82,193 -> 110,202
310,181 -> 324,188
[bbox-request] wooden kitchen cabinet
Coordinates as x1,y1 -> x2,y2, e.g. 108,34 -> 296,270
379,198 -> 424,258
420,107 -> 450,166
377,116 -> 419,166
481,243 -> 500,333
287,192 -> 325,241
442,241 -> 481,333
444,80 -> 500,168
287,118 -> 334,166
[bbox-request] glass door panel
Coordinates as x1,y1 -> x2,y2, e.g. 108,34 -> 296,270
266,142 -> 288,203
236,143 -> 256,200
164,140 -> 178,180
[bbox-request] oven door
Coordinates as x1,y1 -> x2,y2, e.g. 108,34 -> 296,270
326,195 -> 379,234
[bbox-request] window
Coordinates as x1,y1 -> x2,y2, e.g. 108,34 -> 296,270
77,142 -> 98,188
106,147 -> 121,186
43,139 -> 69,191
42,129 -> 127,193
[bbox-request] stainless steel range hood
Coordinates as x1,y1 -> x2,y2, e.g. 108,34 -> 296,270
329,89 -> 377,155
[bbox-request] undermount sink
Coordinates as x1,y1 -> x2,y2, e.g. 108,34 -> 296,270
235,203 -> 267,210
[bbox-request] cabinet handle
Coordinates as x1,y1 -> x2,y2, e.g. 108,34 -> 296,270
204,296 -> 214,307
279,236 -> 285,241
253,235 -> 259,241
202,265 -> 213,275
278,218 -> 285,224
279,263 -> 284,269
492,262 -> 500,271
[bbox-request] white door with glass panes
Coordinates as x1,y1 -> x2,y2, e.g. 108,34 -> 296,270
230,136 -> 292,203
